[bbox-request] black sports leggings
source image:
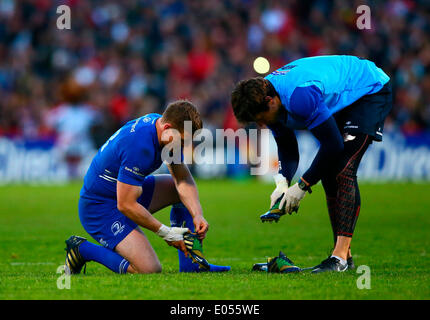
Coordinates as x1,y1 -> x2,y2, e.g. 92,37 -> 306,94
321,134 -> 372,242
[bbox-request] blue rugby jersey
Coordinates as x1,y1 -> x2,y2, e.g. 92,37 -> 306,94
265,55 -> 389,185
80,113 -> 163,202
265,55 -> 390,130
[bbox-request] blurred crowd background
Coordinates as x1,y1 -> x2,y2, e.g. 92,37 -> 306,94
0,0 -> 429,161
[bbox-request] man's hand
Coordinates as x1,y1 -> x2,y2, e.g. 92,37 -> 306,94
193,215 -> 209,239
166,163 -> 207,239
270,174 -> 289,209
166,240 -> 189,257
284,183 -> 306,214
156,225 -> 190,256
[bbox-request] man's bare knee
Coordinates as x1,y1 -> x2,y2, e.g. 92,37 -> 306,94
127,262 -> 162,274
115,228 -> 162,274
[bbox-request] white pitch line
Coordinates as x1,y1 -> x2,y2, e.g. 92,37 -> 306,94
207,257 -> 268,262
10,262 -> 56,266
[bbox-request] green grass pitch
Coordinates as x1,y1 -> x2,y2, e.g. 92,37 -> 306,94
0,180 -> 429,300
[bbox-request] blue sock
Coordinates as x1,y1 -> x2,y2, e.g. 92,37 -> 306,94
79,241 -> 130,274
170,203 -> 231,273
170,203 -> 200,272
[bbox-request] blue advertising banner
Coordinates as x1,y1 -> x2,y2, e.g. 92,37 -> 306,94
0,138 -> 68,184
358,131 -> 430,181
0,131 -> 429,183
293,131 -> 430,182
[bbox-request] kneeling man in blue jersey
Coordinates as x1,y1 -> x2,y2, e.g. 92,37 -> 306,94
65,100 -> 230,274
231,55 -> 392,273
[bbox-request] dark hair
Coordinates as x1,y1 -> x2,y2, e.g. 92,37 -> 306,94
162,100 -> 203,133
230,77 -> 277,123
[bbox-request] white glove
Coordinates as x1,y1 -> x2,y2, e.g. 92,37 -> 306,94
270,174 -> 289,209
156,225 -> 189,242
284,183 -> 306,214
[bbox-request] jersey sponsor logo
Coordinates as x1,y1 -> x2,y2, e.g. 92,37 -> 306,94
111,221 -> 125,236
270,64 -> 296,76
344,121 -> 359,130
271,70 -> 291,75
131,117 -> 141,132
124,166 -> 145,177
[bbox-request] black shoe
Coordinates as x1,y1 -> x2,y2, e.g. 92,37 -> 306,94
312,255 -> 355,270
311,256 -> 348,274
252,262 -> 268,272
64,235 -> 87,275
311,254 -> 329,270
347,256 -> 355,270
252,251 -> 301,273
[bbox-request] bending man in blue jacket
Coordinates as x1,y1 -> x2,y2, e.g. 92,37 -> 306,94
231,55 -> 392,273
